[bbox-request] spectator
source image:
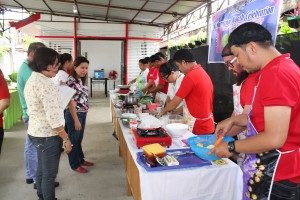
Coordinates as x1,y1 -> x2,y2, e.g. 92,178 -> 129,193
52,53 -> 73,85
65,56 -> 93,173
25,47 -> 72,200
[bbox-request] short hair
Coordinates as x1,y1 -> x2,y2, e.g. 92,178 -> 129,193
221,43 -> 233,57
29,47 -> 59,72
149,54 -> 163,63
59,53 -> 73,70
27,42 -> 46,56
71,56 -> 89,85
155,52 -> 166,59
228,22 -> 273,47
144,57 -> 150,63
173,49 -> 195,63
139,58 -> 148,65
159,59 -> 179,77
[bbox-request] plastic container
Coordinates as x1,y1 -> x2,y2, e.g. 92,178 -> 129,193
167,114 -> 187,124
187,134 -> 234,161
165,123 -> 189,138
147,103 -> 161,112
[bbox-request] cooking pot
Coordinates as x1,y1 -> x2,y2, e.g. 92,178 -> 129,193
124,93 -> 139,106
118,84 -> 131,90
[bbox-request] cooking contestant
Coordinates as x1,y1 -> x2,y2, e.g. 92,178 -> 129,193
159,59 -> 184,115
65,56 -> 94,173
160,49 -> 214,135
221,43 -> 256,167
147,54 -> 168,104
209,22 -> 300,200
24,47 -> 72,200
128,58 -> 149,91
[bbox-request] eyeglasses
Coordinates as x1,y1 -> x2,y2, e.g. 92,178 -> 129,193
225,57 -> 237,69
161,73 -> 170,80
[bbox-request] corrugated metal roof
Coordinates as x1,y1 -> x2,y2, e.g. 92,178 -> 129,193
0,0 -> 211,27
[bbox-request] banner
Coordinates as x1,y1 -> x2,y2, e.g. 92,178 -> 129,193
208,0 -> 282,63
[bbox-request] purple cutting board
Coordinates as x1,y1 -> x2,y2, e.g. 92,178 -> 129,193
136,148 -> 211,172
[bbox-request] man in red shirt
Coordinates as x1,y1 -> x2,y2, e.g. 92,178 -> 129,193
210,22 -> 300,200
0,69 -> 10,154
160,49 -> 214,135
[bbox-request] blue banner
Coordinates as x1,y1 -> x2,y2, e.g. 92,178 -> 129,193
208,0 -> 282,63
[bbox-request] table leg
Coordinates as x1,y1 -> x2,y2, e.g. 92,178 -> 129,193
105,78 -> 108,97
90,78 -> 93,98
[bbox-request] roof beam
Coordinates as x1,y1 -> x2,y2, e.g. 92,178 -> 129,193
12,0 -> 29,13
105,0 -> 111,21
49,0 -> 184,16
42,0 -> 54,14
130,0 -> 149,22
150,0 -> 180,24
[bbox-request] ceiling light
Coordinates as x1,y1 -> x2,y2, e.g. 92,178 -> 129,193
73,5 -> 77,13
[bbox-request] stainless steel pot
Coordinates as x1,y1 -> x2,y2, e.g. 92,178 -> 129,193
118,84 -> 130,90
124,93 -> 139,106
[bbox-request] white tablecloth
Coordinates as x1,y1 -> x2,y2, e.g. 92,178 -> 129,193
110,91 -> 243,200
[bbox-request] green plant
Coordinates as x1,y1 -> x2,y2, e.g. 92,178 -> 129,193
278,20 -> 297,34
0,46 -> 9,59
8,72 -> 18,82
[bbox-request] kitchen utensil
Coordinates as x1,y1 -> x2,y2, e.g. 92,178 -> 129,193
187,134 -> 234,161
167,151 -> 194,157
118,84 -> 131,90
213,136 -> 224,147
124,93 -> 139,106
153,153 -> 167,166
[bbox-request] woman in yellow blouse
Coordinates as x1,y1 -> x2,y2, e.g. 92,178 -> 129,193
24,47 -> 72,200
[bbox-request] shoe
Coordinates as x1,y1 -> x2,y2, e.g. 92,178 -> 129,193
34,182 -> 60,190
26,178 -> 34,184
74,166 -> 88,173
82,161 -> 94,166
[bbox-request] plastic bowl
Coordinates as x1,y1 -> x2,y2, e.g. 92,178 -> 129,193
165,123 -> 189,138
187,134 -> 234,160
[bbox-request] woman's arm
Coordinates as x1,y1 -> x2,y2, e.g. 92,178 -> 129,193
68,100 -> 81,131
54,126 -> 72,154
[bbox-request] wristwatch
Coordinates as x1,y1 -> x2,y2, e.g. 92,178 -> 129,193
227,141 -> 236,153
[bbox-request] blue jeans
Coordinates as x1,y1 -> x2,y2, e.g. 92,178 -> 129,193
29,135 -> 62,200
24,118 -> 38,182
65,110 -> 87,170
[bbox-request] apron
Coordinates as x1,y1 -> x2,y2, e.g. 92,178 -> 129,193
232,83 -> 247,167
242,75 -> 296,200
183,100 -> 214,133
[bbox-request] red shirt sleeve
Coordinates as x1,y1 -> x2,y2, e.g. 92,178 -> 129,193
240,73 -> 256,108
176,76 -> 193,99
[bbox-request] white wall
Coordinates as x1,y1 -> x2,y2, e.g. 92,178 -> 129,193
80,40 -> 122,91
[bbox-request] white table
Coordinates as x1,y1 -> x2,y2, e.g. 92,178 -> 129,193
110,91 -> 243,200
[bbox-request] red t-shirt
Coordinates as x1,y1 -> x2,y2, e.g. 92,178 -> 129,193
176,64 -> 214,134
147,67 -> 155,82
251,54 -> 300,182
0,70 -> 10,127
152,68 -> 168,94
240,73 -> 257,108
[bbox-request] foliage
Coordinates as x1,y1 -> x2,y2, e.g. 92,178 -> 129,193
0,46 -> 9,59
278,20 -> 297,35
22,35 -> 38,49
8,72 -> 18,82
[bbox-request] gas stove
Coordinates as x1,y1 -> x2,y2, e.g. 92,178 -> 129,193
132,128 -> 172,148
118,89 -> 130,94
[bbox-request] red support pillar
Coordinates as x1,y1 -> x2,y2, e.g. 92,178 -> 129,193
74,17 -> 77,58
125,22 -> 129,84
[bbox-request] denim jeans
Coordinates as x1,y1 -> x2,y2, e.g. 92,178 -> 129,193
29,135 -> 62,200
24,118 -> 38,182
270,180 -> 300,200
65,110 -> 87,170
0,127 -> 3,154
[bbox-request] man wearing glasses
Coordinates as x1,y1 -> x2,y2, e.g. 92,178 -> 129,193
210,22 -> 300,200
221,43 -> 256,167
